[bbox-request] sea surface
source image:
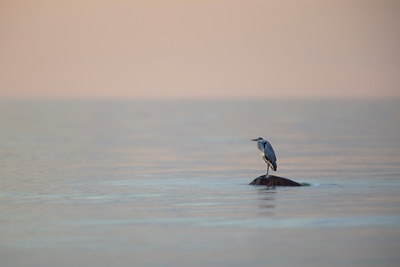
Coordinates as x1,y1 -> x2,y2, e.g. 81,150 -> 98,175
0,99 -> 400,267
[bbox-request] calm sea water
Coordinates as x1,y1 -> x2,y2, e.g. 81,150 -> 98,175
0,99 -> 400,267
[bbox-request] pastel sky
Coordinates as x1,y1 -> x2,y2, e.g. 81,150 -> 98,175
1,0 -> 399,98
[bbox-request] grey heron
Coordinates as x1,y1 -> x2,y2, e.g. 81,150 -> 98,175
251,137 -> 277,176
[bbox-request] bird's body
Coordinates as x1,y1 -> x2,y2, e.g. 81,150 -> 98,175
251,137 -> 277,176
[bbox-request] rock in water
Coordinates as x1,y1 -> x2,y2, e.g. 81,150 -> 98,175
249,175 -> 302,186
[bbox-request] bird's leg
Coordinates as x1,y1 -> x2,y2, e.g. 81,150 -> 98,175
266,165 -> 269,177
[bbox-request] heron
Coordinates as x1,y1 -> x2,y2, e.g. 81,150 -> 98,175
251,137 -> 277,176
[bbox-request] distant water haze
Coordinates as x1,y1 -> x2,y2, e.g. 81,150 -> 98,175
0,0 -> 399,98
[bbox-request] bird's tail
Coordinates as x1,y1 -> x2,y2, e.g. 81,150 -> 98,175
271,162 -> 277,171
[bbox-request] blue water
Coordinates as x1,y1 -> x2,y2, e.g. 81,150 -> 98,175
0,99 -> 400,267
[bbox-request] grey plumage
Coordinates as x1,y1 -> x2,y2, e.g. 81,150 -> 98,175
251,137 -> 277,175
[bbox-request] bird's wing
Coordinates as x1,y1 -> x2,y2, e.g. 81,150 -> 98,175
262,140 -> 277,163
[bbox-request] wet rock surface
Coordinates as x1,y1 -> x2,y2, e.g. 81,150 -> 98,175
249,175 -> 303,186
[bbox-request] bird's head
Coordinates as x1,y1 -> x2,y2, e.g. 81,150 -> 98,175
251,137 -> 263,142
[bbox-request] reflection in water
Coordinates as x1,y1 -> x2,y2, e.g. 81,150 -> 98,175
257,187 -> 276,216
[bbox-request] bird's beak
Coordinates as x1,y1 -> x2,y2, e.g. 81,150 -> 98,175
251,138 -> 257,141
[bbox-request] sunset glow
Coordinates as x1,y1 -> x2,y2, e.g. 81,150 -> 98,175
1,0 -> 399,98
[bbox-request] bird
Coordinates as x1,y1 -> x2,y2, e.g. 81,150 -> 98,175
251,137 -> 277,176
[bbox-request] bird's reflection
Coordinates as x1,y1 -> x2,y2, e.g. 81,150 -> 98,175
256,187 -> 276,216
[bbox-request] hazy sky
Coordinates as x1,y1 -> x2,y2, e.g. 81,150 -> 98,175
1,0 -> 399,98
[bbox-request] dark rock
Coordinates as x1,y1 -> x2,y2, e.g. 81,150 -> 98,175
249,175 -> 302,186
